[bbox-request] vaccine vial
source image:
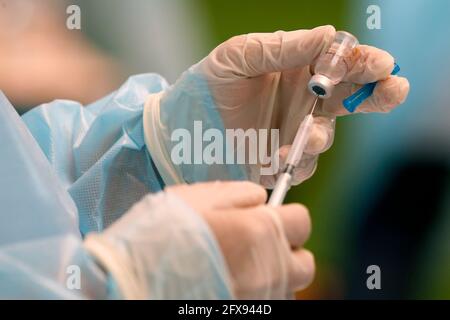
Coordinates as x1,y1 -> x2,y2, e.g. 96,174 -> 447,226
308,31 -> 359,99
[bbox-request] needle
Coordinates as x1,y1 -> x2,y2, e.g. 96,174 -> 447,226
310,95 -> 319,114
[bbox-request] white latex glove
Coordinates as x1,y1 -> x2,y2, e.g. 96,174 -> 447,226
144,25 -> 410,188
84,181 -> 314,299
168,181 -> 314,299
84,188 -> 236,300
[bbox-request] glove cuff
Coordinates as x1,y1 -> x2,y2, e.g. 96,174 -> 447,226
84,233 -> 148,299
143,91 -> 185,186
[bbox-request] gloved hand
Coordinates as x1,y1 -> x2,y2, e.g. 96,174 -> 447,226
144,25 -> 410,188
84,181 -> 313,299
168,181 -> 314,299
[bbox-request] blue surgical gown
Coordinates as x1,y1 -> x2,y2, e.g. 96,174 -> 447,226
0,74 -> 233,299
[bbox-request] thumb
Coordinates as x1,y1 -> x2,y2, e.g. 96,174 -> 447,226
167,181 -> 268,212
279,116 -> 335,162
205,25 -> 336,78
304,116 -> 335,155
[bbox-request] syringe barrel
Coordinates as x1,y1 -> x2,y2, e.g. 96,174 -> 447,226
285,114 -> 315,167
308,31 -> 359,99
268,173 -> 292,207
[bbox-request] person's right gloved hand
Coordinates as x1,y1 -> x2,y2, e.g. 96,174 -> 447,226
168,181 -> 314,299
84,181 -> 314,299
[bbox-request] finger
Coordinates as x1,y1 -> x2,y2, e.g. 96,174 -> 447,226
278,117 -> 334,165
168,181 -> 267,211
304,116 -> 335,155
322,76 -> 409,115
289,249 -> 316,291
356,76 -> 410,113
321,82 -> 357,115
275,204 -> 311,247
208,25 -> 336,78
217,181 -> 268,208
277,144 -> 291,170
291,155 -> 318,186
344,45 -> 395,84
277,145 -> 318,186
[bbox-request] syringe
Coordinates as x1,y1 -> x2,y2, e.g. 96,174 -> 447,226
269,31 -> 358,207
268,96 -> 319,207
267,63 -> 401,207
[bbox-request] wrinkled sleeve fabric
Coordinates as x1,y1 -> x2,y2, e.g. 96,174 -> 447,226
0,91 -> 107,299
22,74 -> 169,235
0,74 -> 233,299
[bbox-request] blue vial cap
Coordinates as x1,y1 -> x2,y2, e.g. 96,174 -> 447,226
343,63 -> 400,113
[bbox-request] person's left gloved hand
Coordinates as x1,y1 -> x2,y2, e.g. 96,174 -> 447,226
144,25 -> 410,188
